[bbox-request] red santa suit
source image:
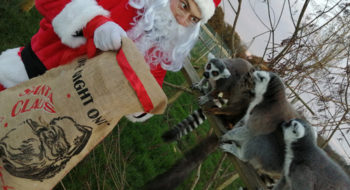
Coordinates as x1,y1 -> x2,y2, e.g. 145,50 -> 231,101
0,0 -> 221,91
0,0 -> 166,91
0,0 -> 221,121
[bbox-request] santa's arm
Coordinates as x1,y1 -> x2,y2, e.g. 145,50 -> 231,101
35,0 -> 110,48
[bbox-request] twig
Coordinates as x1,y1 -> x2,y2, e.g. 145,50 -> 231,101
322,47 -> 350,148
322,111 -> 349,148
230,0 -> 242,58
190,164 -> 202,190
215,172 -> 239,190
163,81 -> 194,94
271,0 -> 310,64
285,83 -> 315,115
60,181 -> 67,190
227,0 -> 237,14
168,91 -> 185,104
204,153 -> 227,190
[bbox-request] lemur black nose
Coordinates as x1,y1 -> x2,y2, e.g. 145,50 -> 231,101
204,72 -> 209,79
256,72 -> 264,79
283,120 -> 292,127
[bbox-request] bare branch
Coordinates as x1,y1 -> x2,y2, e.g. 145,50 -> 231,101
271,0 -> 311,64
322,48 -> 350,148
216,172 -> 239,190
286,83 -> 316,115
189,164 -> 202,190
204,153 -> 227,190
163,81 -> 194,94
231,0 -> 243,57
227,0 -> 238,14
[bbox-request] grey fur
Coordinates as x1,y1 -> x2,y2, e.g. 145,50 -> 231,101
163,55 -> 254,142
192,54 -> 254,106
273,119 -> 350,190
197,57 -> 256,128
220,71 -> 300,176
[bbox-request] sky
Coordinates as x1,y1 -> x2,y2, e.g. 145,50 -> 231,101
219,0 -> 350,163
220,0 -> 299,56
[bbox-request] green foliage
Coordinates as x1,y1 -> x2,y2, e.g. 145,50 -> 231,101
0,0 -> 42,52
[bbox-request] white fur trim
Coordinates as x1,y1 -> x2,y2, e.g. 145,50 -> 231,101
0,48 -> 29,88
125,112 -> 154,123
52,0 -> 110,48
194,0 -> 216,23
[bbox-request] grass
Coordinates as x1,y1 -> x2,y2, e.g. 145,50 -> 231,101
0,2 -> 243,189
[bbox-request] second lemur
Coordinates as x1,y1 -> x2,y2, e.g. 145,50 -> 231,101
273,119 -> 350,190
220,70 -> 301,177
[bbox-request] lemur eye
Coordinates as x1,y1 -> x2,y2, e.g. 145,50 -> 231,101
212,71 -> 219,76
259,76 -> 264,81
206,64 -> 211,70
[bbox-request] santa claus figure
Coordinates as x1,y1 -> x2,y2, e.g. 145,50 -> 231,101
0,0 -> 221,121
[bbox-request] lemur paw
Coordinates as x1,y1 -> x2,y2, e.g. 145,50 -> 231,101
220,128 -> 242,142
212,97 -> 228,108
220,132 -> 234,143
220,143 -> 233,152
198,96 -> 210,105
191,82 -> 201,90
220,143 -> 239,154
213,98 -> 223,108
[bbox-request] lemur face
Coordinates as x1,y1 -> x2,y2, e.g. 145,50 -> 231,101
252,71 -> 271,95
203,58 -> 231,81
282,119 -> 306,142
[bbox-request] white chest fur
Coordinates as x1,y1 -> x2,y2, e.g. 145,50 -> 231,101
242,71 -> 270,123
284,141 -> 294,177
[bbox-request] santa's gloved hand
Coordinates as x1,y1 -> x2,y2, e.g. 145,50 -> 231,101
93,21 -> 127,51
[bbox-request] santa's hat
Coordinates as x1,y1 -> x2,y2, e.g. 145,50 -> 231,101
195,0 -> 221,23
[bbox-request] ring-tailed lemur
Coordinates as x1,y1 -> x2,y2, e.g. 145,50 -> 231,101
150,70 -> 288,190
162,53 -> 254,142
273,119 -> 350,190
220,70 -> 301,177
192,53 -> 231,106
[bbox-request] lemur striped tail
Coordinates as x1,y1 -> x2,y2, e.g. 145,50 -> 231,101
162,109 -> 207,142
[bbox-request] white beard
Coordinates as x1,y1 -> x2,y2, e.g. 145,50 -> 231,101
127,0 -> 200,71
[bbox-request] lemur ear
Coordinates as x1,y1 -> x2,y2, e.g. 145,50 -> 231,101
207,52 -> 215,60
223,69 -> 231,78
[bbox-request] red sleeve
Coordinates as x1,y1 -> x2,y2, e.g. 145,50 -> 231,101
35,0 -> 72,22
38,0 -> 110,48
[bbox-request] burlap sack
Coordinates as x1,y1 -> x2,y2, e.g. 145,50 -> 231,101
0,38 -> 167,189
